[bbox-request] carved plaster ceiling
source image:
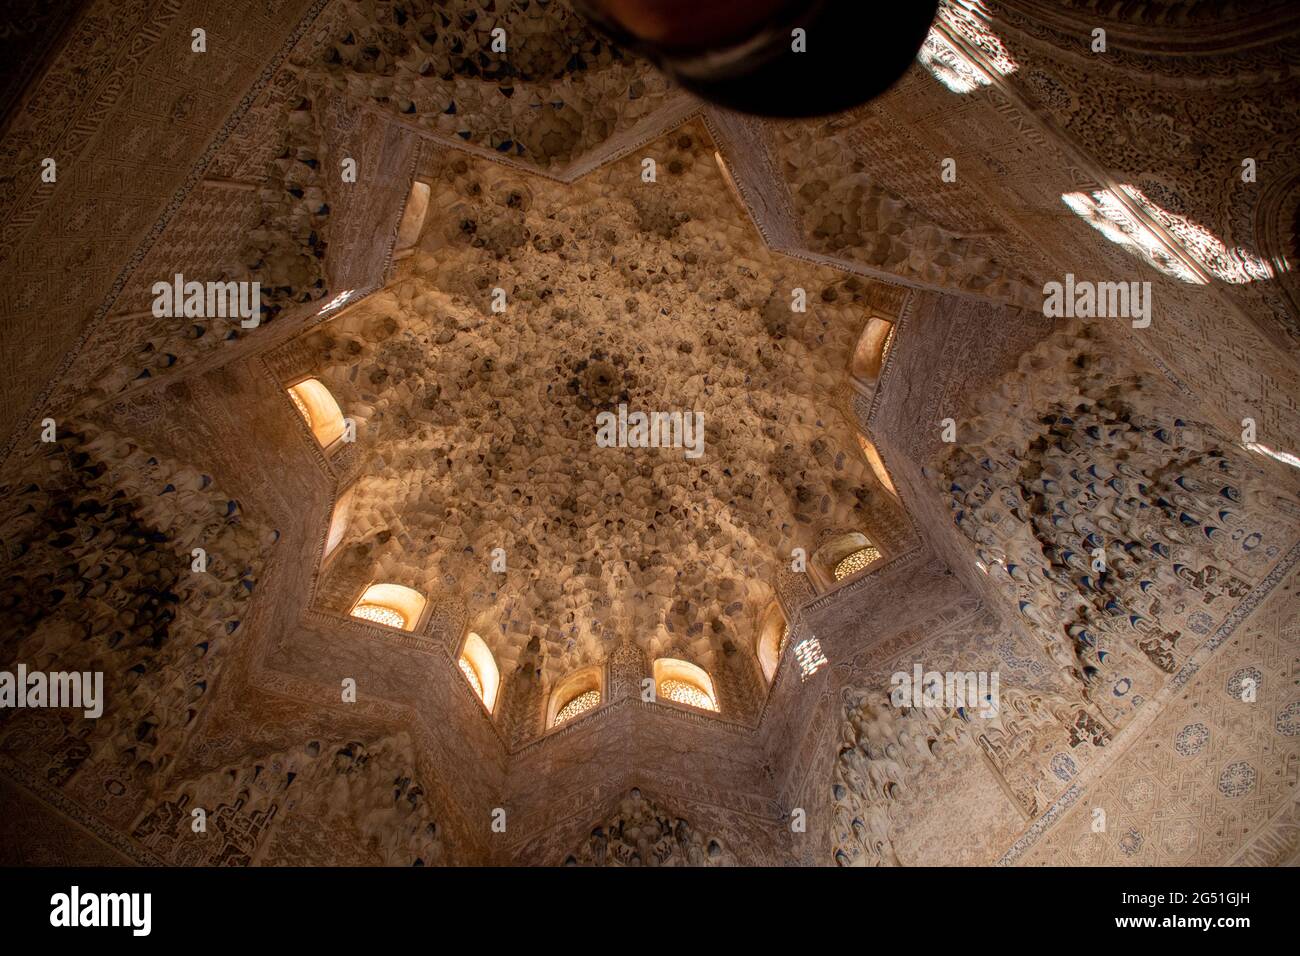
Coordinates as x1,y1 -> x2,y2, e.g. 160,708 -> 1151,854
303,118 -> 901,680
300,0 -> 680,169
2,0 -> 1298,870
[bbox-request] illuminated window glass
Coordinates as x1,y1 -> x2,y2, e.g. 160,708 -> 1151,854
652,658 -> 718,713
458,657 -> 483,698
348,583 -> 425,632
834,546 -> 881,581
795,637 -> 828,680
352,604 -> 406,628
879,324 -> 897,365
554,690 -> 600,726
660,678 -> 717,712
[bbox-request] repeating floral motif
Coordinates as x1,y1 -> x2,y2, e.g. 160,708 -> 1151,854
1174,723 -> 1210,757
1218,761 -> 1257,798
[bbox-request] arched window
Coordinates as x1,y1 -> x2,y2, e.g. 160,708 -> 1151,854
858,435 -> 897,496
653,659 -> 718,713
287,378 -> 346,447
849,316 -> 897,385
349,583 -> 426,632
810,531 -> 883,590
755,602 -> 788,685
548,667 -> 602,728
394,181 -> 431,258
834,546 -> 881,581
458,632 -> 500,713
324,485 -> 355,557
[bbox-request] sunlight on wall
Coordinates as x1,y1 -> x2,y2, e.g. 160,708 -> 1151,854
794,637 -> 828,681
395,181 -> 431,255
1062,185 -> 1275,285
850,316 -> 896,384
918,2 -> 1018,94
325,486 -> 354,557
316,288 -> 356,316
1244,442 -> 1300,470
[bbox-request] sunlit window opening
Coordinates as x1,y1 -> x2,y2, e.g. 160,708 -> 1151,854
1062,185 -> 1274,285
458,631 -> 500,712
349,583 -> 426,632
653,658 -> 718,712
549,667 -> 602,728
661,679 -> 715,710
394,181 -> 431,258
325,485 -> 355,557
354,604 -> 404,628
287,378 -> 346,446
756,602 -> 789,684
811,531 -> 883,590
554,690 -> 600,726
858,435 -> 897,496
834,546 -> 882,581
850,316 -> 897,385
794,637 -> 828,681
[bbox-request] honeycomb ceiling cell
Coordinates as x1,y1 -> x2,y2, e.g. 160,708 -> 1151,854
308,120 -> 899,682
307,0 -> 679,169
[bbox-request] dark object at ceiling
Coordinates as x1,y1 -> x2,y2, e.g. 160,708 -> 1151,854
572,0 -> 941,118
